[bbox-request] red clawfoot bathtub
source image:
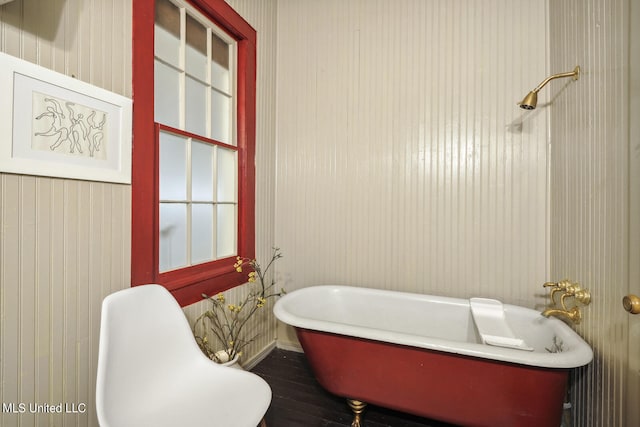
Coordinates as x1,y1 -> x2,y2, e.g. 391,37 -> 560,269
274,286 -> 592,427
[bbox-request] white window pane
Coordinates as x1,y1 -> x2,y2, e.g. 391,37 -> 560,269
191,204 -> 214,264
211,61 -> 230,93
216,204 -> 236,258
217,147 -> 236,202
191,140 -> 214,201
211,90 -> 230,143
159,203 -> 188,271
185,76 -> 207,135
186,47 -> 208,83
155,25 -> 180,67
159,132 -> 187,200
155,0 -> 180,67
211,32 -> 230,92
186,14 -> 207,82
155,60 -> 180,128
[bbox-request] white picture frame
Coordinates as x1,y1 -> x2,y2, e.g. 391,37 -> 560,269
0,52 -> 132,184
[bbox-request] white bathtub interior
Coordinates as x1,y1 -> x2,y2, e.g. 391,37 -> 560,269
274,285 -> 593,369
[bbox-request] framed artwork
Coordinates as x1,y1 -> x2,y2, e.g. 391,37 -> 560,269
0,52 -> 132,183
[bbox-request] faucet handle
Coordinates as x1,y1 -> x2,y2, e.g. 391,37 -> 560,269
543,281 -> 564,289
543,280 -> 591,307
573,288 -> 591,305
543,280 -> 573,291
541,280 -> 591,324
543,280 -> 572,307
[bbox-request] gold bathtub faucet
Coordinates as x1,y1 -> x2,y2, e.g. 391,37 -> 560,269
541,280 -> 591,324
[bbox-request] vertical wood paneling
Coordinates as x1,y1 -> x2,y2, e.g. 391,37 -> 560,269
549,1 -> 630,425
1,175 -> 20,427
1,178 -> 131,427
182,0 -> 280,369
19,177 -> 37,427
0,1 -> 631,426
0,1 -> 132,426
34,180 -> 52,415
628,3 -> 640,425
236,0 -> 279,363
274,0 -> 549,311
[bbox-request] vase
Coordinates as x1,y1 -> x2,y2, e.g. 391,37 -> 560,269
220,354 -> 241,368
214,349 -> 241,368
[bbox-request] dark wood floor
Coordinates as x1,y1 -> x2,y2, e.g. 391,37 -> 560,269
251,348 -> 456,427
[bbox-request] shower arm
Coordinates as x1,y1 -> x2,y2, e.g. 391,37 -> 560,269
530,66 -> 580,94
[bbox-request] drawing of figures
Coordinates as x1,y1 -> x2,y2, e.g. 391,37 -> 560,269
35,98 -> 65,129
35,123 -> 70,151
86,111 -> 106,157
31,91 -> 109,160
66,102 -> 87,154
44,98 -> 65,126
34,98 -> 70,150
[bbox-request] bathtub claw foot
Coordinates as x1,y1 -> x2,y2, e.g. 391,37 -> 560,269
347,399 -> 367,427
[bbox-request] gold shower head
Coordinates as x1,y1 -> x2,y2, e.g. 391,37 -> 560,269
518,66 -> 580,110
519,91 -> 538,110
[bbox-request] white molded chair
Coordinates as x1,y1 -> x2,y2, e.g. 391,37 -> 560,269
96,284 -> 271,427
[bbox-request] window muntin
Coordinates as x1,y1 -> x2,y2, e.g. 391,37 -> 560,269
157,127 -> 238,272
132,0 -> 256,307
154,0 -> 238,273
154,0 -> 234,143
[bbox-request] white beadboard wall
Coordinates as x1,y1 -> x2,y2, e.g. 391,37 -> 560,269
183,0 -> 280,369
1,1 -> 279,426
0,1 -> 279,426
0,1 -> 132,426
275,0 -> 550,307
549,0 -> 631,425
2,0 -> 635,426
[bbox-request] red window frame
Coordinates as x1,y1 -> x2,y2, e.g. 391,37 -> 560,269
131,0 -> 256,306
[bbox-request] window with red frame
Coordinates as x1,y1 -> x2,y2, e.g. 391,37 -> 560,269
132,0 -> 256,306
